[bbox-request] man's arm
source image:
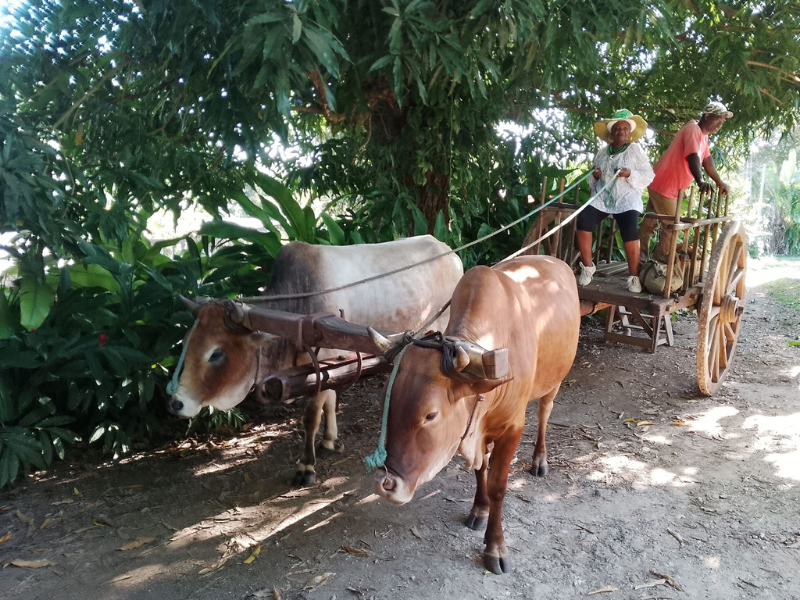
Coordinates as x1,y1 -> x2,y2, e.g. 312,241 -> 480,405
687,153 -> 713,194
701,155 -> 730,194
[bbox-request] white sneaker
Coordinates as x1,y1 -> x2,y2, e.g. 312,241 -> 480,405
627,275 -> 642,293
578,263 -> 596,286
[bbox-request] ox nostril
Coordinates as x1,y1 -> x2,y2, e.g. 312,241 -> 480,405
382,477 -> 396,492
170,399 -> 184,413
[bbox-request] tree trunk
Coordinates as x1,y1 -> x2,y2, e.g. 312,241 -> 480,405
418,170 -> 449,234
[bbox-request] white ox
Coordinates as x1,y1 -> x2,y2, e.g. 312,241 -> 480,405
169,235 -> 463,485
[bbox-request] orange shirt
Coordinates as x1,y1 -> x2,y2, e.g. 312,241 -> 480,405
648,120 -> 711,200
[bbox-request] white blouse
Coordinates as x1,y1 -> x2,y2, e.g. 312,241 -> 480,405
588,142 -> 655,214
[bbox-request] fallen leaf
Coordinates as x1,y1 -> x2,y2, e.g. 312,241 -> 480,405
118,537 -> 155,551
303,572 -> 334,592
410,526 -> 423,539
92,519 -> 109,527
341,545 -> 369,557
40,519 -> 54,530
243,545 -> 261,564
244,473 -> 251,484
16,510 -> 33,525
73,488 -> 82,497
250,589 -> 278,599
637,421 -> 655,427
161,521 -> 178,531
588,586 -> 617,595
0,531 -> 11,546
8,559 -> 57,569
93,515 -> 116,527
622,418 -> 639,423
110,573 -> 133,583
634,579 -> 666,590
671,420 -> 692,427
51,499 -> 74,506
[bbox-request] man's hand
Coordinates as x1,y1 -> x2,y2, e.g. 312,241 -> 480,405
697,181 -> 713,194
717,181 -> 730,195
592,167 -> 602,179
616,168 -> 631,178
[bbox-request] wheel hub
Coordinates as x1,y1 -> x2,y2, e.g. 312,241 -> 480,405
720,294 -> 740,324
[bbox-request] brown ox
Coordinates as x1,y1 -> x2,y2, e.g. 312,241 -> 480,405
369,255 -> 580,574
169,236 -> 462,486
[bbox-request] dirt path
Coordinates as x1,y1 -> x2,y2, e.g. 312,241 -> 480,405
1,259 -> 799,600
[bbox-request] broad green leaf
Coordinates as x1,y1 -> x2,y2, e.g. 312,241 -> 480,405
199,221 -> 282,257
68,264 -> 120,293
433,211 -> 448,242
321,213 -> 345,245
19,276 -> 54,331
0,289 -> 15,339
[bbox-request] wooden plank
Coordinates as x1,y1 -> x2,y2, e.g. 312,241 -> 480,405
604,331 -> 655,350
663,189 -> 684,299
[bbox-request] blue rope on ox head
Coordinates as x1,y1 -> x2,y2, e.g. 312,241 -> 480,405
166,323 -> 197,396
364,343 -> 411,473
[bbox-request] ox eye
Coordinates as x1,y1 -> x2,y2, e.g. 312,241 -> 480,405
424,411 -> 438,422
208,349 -> 225,363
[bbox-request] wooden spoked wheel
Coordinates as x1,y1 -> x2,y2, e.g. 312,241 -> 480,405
696,220 -> 747,396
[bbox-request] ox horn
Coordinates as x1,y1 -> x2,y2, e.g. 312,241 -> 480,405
178,294 -> 203,314
367,327 -> 406,353
453,341 -> 509,381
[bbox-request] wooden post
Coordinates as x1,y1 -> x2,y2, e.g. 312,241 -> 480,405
594,220 -> 604,266
695,187 -> 708,283
533,177 -> 548,256
551,178 -> 565,259
662,189 -> 684,299
566,185 -> 580,265
698,189 -> 713,282
710,188 -> 723,252
680,188 -> 696,292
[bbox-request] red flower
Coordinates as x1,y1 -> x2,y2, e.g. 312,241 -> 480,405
98,334 -> 107,347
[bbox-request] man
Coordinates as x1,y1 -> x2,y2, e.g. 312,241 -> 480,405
639,101 -> 732,263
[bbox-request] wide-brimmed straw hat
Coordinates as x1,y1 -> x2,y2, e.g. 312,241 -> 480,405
594,109 -> 648,143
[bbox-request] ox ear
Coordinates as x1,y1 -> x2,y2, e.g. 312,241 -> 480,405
368,327 -> 405,353
248,331 -> 277,347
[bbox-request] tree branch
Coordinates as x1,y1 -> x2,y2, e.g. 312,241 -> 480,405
53,59 -> 133,130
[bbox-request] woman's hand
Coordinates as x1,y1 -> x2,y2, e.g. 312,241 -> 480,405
592,167 -> 602,179
616,168 -> 631,178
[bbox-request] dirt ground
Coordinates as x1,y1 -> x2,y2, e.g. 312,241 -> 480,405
1,258 -> 799,600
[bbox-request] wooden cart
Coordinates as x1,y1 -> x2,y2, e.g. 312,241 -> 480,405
522,178 -> 747,395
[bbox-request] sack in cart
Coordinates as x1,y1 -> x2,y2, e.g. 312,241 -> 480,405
639,260 -> 683,294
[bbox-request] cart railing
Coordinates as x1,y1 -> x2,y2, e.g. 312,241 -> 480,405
521,176 -> 733,297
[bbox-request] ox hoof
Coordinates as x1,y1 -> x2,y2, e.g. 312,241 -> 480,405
530,458 -> 548,477
317,439 -> 344,458
292,468 -> 316,487
483,552 -> 511,575
464,513 -> 488,531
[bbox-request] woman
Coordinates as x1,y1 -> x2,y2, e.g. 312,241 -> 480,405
577,109 -> 655,293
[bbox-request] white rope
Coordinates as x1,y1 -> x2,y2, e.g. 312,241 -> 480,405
497,171 -> 620,264
237,171 -> 595,304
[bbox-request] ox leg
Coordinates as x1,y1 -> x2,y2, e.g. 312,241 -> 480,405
483,428 -> 524,575
317,389 -> 343,457
464,457 -> 490,531
294,389 -> 336,487
530,385 -> 559,478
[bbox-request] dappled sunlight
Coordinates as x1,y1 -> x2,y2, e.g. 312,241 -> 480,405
705,556 -> 721,569
787,365 -> 800,378
690,406 -> 739,437
502,264 -> 543,284
746,257 -> 800,287
355,493 -> 380,505
742,412 -> 800,481
649,468 -> 677,486
109,564 -> 170,589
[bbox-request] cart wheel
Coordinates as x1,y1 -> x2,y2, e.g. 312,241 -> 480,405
696,220 -> 747,396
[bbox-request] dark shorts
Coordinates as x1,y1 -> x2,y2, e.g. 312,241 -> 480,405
577,206 -> 641,242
